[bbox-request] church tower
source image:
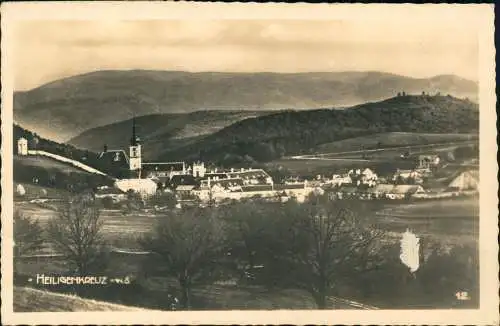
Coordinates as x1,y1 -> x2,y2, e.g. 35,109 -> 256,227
129,116 -> 142,172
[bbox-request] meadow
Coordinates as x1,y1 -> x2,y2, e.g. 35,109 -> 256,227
14,155 -> 88,175
315,132 -> 478,153
15,193 -> 479,252
368,196 -> 479,249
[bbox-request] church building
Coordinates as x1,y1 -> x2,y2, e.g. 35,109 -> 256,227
98,117 -> 204,183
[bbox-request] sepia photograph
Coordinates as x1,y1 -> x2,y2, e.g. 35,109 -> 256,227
1,2 -> 497,325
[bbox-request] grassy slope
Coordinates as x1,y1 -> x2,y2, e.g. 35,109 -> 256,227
316,132 -> 479,153
14,287 -> 151,312
14,70 -> 478,141
14,155 -> 91,175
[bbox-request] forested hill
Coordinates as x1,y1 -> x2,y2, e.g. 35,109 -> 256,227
158,95 -> 479,165
14,70 -> 478,141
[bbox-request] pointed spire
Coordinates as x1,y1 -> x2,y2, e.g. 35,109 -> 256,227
130,114 -> 139,146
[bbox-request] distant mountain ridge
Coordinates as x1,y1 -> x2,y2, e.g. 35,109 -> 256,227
14,70 -> 478,141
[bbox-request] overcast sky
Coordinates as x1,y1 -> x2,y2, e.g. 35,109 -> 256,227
13,19 -> 478,91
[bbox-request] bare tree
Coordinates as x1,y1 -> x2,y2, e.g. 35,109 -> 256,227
140,207 -> 227,309
221,199 -> 279,276
14,211 -> 45,258
269,195 -> 383,309
46,193 -> 106,275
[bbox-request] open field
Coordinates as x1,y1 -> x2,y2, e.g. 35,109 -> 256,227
301,140 -> 478,160
14,286 -> 152,312
316,132 -> 478,153
15,202 -> 156,247
14,155 -> 89,174
15,194 -> 479,252
273,139 -> 478,176
268,158 -> 417,176
366,196 -> 479,248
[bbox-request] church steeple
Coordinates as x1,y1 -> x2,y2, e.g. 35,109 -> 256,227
129,115 -> 142,172
130,115 -> 140,146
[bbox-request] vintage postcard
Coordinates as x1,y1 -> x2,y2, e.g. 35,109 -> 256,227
1,2 -> 498,325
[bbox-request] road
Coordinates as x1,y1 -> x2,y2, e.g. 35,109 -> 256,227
289,140 -> 478,160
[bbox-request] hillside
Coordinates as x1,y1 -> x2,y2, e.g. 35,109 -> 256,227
316,132 -> 479,153
14,125 -> 128,185
154,95 -> 479,165
14,70 -> 478,141
14,155 -> 93,175
14,287 -> 151,312
68,110 -> 272,158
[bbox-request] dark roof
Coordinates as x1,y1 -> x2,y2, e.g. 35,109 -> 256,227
242,185 -> 274,192
170,174 -> 199,187
97,150 -> 129,169
95,187 -> 126,195
142,162 -> 185,172
274,183 -> 306,190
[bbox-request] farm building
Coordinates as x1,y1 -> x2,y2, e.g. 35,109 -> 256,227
448,170 -> 479,191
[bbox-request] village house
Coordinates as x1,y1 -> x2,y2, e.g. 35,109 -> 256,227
193,172 -> 315,203
416,154 -> 440,169
392,169 -> 424,184
347,168 -> 379,187
326,174 -> 353,187
334,183 -> 426,200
